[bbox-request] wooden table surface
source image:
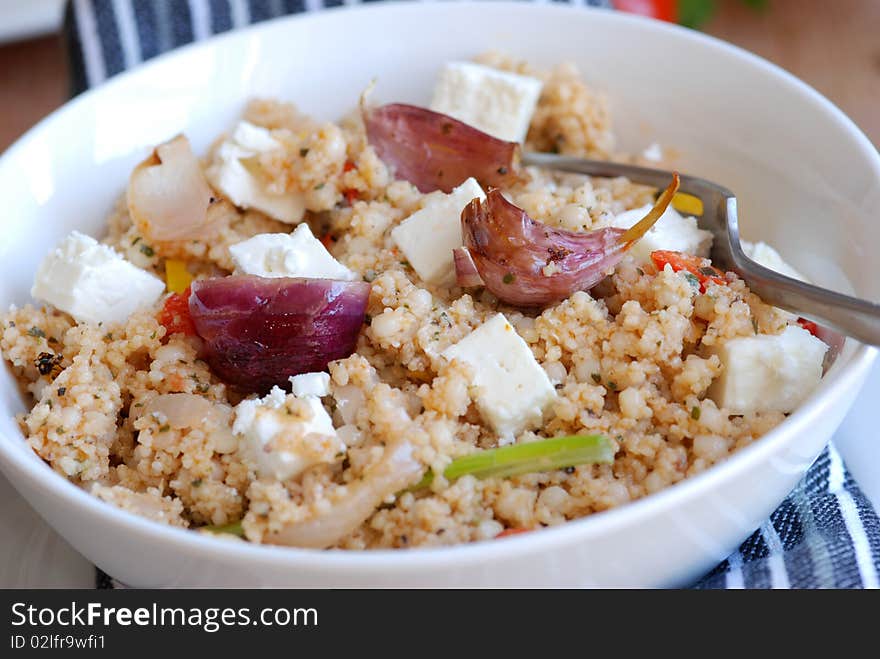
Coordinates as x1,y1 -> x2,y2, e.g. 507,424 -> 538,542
1,0 -> 878,152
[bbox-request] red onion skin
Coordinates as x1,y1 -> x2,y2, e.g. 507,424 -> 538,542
461,190 -> 629,307
363,103 -> 521,193
453,246 -> 484,287
189,275 -> 370,394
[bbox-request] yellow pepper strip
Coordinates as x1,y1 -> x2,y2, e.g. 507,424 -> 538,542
164,259 -> 193,294
671,192 -> 704,216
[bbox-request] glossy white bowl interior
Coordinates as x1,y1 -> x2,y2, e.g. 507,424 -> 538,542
0,2 -> 877,587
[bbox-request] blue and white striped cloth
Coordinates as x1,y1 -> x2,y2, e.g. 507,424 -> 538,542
65,0 -> 880,589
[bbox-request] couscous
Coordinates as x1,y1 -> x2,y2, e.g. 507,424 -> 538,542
0,55 -> 829,549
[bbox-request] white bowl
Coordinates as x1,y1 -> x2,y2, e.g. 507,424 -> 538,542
1,2 -> 877,587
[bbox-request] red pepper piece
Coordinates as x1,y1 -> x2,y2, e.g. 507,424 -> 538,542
158,286 -> 196,336
651,250 -> 726,292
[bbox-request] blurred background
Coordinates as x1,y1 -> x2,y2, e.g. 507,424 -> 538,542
0,0 -> 878,152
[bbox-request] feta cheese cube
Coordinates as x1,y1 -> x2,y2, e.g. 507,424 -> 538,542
206,121 -> 305,224
608,204 -> 713,265
707,325 -> 828,414
741,240 -> 807,282
289,371 -> 331,398
233,386 -> 342,481
442,313 -> 556,440
31,231 -> 165,326
430,62 -> 543,143
229,224 -> 357,280
391,177 -> 485,285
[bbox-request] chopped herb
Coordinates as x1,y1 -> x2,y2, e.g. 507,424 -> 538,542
364,270 -> 377,283
139,244 -> 155,257
150,331 -> 157,340
158,424 -> 170,433
197,383 -> 210,393
607,380 -> 618,391
57,387 -> 66,397
683,272 -> 701,289
699,267 -> 719,277
502,272 -> 515,285
28,326 -> 45,338
314,183 -> 325,190
191,479 -> 203,487
400,260 -> 411,269
433,331 -> 440,340
591,373 -> 602,384
752,318 -> 759,334
131,236 -> 141,246
34,352 -> 62,376
691,406 -> 701,420
46,399 -> 52,409
202,520 -> 244,537
104,332 -> 114,341
56,426 -> 65,434
299,148 -> 309,157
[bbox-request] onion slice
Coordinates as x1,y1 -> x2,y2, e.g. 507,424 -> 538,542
461,174 -> 680,307
139,393 -> 237,453
127,135 -> 215,242
189,275 -> 370,394
362,102 -> 521,193
267,437 -> 423,548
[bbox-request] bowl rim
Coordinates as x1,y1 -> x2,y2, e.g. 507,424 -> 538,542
0,0 -> 878,572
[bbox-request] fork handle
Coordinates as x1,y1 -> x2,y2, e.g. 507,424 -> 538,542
731,256 -> 880,347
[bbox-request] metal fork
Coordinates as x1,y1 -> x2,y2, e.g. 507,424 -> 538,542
523,152 -> 880,347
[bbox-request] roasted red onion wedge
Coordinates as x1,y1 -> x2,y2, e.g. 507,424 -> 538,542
189,275 -> 370,393
362,102 -> 521,193
461,174 -> 680,307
